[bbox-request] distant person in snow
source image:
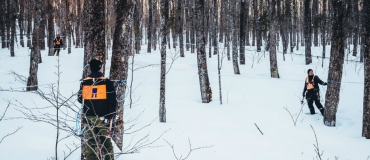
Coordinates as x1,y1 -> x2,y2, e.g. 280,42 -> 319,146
53,35 -> 63,56
78,58 -> 117,160
302,69 -> 327,115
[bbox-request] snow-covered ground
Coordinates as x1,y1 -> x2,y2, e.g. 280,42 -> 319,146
0,39 -> 369,160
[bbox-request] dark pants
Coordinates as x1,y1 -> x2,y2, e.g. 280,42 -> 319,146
85,116 -> 114,160
306,90 -> 325,114
54,45 -> 61,56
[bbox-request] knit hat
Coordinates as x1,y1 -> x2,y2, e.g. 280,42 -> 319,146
89,58 -> 102,72
307,69 -> 313,75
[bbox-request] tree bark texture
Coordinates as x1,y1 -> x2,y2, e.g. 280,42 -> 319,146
240,0 -> 246,65
196,0 -> 212,103
269,0 -> 279,78
109,0 -> 135,150
362,0 -> 370,139
48,0 -> 55,56
324,0 -> 345,127
232,0 -> 240,74
304,0 -> 312,65
159,0 -> 168,122
26,0 -> 42,91
82,0 -> 106,79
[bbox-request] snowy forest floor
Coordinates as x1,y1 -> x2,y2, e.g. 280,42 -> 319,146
0,40 -> 369,160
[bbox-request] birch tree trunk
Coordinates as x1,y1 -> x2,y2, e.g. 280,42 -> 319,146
82,0 -> 106,78
26,0 -> 42,91
362,0 -> 370,139
109,0 -> 134,150
48,0 -> 55,56
269,0 -> 279,78
304,0 -> 312,65
159,0 -> 168,122
324,0 -> 345,127
196,0 -> 212,103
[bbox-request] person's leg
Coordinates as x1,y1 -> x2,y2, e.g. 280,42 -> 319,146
314,100 -> 325,115
56,45 -> 60,56
306,91 -> 316,114
85,117 -> 99,160
98,128 -> 114,160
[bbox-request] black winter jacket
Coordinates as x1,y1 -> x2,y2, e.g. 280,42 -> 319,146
53,38 -> 64,46
303,75 -> 325,93
78,72 -> 117,118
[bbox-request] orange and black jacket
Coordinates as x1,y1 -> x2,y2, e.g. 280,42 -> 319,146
53,38 -> 64,46
303,75 -> 325,93
78,72 -> 117,118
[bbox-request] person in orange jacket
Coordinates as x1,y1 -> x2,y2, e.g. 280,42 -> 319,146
302,69 -> 327,115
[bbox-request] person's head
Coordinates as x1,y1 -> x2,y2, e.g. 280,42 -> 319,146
89,58 -> 103,72
307,69 -> 314,76
56,34 -> 60,39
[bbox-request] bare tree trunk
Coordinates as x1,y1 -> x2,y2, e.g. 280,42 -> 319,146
48,0 -> 55,56
148,0 -> 153,53
6,0 -> 10,49
213,0 -> 218,56
159,0 -> 168,122
153,0 -> 158,50
352,0 -> 359,56
39,0 -> 46,51
76,0 -> 83,48
185,0 -> 190,51
82,0 -> 106,79
245,0 -> 250,46
240,0 -> 246,65
191,0 -> 195,53
269,0 -> 279,78
0,0 -> 5,48
66,0 -> 71,54
26,0 -> 32,48
252,0 -> 257,47
10,0 -> 16,57
304,0 -> 312,65
178,0 -> 184,57
27,0 -> 42,91
226,0 -> 231,60
362,0 -> 370,139
313,0 -> 319,47
232,0 -> 240,74
324,0 -> 345,127
110,0 -> 134,150
196,0 -> 212,103
19,0 -> 25,48
322,0 -> 327,63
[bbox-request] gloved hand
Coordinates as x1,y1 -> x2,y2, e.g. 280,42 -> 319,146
323,82 -> 327,85
301,100 -> 304,104
302,92 -> 305,97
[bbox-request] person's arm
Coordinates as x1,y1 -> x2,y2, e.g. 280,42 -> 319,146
315,76 -> 327,85
106,79 -> 117,118
77,82 -> 83,104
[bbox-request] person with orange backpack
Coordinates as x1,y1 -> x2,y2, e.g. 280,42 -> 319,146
302,69 -> 327,115
53,35 -> 64,56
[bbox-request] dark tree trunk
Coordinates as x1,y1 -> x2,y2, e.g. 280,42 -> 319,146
6,0 -> 10,48
304,0 -> 312,65
313,0 -> 319,47
10,0 -> 16,57
26,0 -> 32,48
19,0 -> 24,47
110,0 -> 134,150
191,0 -> 195,53
48,0 -> 55,56
245,0 -> 250,46
269,0 -> 279,78
240,0 -> 246,65
196,0 -> 212,103
159,0 -> 168,122
362,0 -> 370,139
178,0 -> 184,57
0,0 -> 5,48
324,0 -> 345,127
185,0 -> 190,51
352,0 -> 359,57
82,0 -> 106,78
148,0 -> 153,53
39,0 -> 46,51
153,0 -> 158,51
66,0 -> 71,54
232,0 -> 240,74
252,0 -> 257,47
76,0 -> 83,48
212,0 -> 218,56
27,0 -> 42,91
226,0 -> 231,60
322,0 -> 327,63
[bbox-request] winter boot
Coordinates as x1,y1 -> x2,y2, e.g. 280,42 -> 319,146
319,108 -> 325,115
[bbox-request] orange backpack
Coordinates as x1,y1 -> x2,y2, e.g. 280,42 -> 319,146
305,76 -> 315,90
82,77 -> 107,100
56,39 -> 61,45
